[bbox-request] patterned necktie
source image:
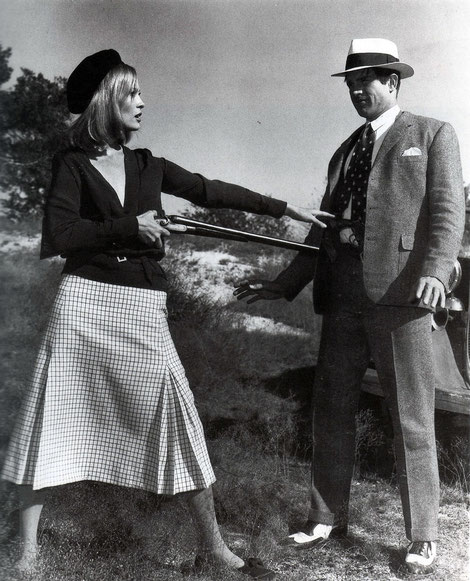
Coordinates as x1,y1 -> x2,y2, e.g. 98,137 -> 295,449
335,124 -> 375,223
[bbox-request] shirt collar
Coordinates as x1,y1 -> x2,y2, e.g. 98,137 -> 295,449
369,104 -> 401,134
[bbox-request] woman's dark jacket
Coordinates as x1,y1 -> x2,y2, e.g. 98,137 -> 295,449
41,146 -> 287,291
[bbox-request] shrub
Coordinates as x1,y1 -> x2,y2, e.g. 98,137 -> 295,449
0,63 -> 68,219
181,205 -> 292,239
0,251 -> 62,445
437,437 -> 470,499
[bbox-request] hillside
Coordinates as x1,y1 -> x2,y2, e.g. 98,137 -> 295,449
0,229 -> 468,581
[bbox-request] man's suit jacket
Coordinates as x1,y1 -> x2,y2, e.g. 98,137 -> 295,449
275,111 -> 465,314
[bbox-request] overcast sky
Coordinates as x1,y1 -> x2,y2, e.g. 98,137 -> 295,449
1,0 -> 469,214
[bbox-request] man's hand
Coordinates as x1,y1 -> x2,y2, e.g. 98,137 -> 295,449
339,227 -> 359,246
409,276 -> 446,310
233,280 -> 285,303
284,204 -> 335,228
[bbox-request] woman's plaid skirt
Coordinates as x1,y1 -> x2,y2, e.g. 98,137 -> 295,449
1,275 -> 216,495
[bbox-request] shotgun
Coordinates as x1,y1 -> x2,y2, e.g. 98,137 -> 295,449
159,215 -> 319,254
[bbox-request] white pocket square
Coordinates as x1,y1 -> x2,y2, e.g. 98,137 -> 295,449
402,147 -> 422,156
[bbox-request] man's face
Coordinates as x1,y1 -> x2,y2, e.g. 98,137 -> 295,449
345,68 -> 396,121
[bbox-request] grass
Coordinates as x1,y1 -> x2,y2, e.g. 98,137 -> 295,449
0,232 -> 469,580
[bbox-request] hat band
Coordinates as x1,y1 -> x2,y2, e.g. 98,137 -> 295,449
345,52 -> 399,71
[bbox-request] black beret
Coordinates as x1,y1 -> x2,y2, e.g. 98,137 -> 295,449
66,49 -> 123,114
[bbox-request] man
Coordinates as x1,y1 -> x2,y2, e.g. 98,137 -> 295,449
234,38 -> 465,574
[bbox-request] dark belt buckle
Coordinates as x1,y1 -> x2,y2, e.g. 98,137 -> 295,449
116,256 -> 127,263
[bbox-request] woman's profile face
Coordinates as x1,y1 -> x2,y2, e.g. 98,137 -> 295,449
120,81 -> 144,132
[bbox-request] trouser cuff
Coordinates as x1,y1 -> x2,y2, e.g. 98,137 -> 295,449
308,508 -> 335,526
406,526 -> 438,542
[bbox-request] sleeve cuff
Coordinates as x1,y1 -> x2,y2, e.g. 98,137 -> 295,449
267,198 -> 288,218
113,216 -> 139,240
273,271 -> 302,301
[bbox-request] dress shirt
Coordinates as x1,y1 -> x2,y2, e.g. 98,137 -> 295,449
342,105 -> 401,220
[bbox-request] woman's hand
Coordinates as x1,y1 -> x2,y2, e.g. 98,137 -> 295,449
137,211 -> 171,248
233,279 -> 285,303
284,204 -> 335,228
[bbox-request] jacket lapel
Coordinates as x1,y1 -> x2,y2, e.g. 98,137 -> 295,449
326,125 -> 364,210
325,111 -> 412,210
371,111 -> 411,169
123,146 -> 140,212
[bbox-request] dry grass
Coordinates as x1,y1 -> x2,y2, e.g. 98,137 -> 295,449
0,234 -> 469,580
0,462 -> 468,581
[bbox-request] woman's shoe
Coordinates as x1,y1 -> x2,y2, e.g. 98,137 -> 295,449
238,557 -> 275,579
183,554 -> 275,579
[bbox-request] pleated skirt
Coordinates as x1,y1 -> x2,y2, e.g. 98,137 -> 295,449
1,275 -> 215,494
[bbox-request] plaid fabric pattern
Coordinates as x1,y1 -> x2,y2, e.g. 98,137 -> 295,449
2,275 -> 215,494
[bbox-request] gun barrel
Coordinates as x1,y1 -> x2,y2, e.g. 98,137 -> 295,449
166,215 -> 319,254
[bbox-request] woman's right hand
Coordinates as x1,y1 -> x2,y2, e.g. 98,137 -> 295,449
284,204 -> 335,228
137,211 -> 171,248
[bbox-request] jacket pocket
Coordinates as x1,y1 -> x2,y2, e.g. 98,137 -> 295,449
397,155 -> 427,163
400,234 -> 415,251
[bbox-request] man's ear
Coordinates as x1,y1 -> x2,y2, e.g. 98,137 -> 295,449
389,73 -> 399,92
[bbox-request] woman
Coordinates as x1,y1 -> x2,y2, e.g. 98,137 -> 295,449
1,49 -> 331,578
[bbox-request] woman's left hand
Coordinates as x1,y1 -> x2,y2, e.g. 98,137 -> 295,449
284,204 -> 335,228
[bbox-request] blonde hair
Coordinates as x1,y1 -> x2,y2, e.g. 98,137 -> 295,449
67,63 -> 138,152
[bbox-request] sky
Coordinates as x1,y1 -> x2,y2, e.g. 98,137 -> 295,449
1,0 -> 469,214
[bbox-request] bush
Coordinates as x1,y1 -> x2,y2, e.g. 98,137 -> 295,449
182,205 -> 292,239
0,46 -> 68,220
0,251 -> 62,447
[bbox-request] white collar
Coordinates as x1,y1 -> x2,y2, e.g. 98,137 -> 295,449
369,104 -> 400,133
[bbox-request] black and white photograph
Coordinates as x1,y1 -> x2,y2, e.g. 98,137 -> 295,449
0,1 -> 469,580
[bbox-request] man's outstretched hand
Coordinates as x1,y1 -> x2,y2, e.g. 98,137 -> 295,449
233,280 -> 285,304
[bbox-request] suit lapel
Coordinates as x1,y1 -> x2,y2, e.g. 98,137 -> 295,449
123,146 -> 140,213
371,111 -> 411,169
326,111 -> 412,209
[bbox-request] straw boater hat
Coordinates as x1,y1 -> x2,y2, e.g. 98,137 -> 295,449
332,38 -> 414,79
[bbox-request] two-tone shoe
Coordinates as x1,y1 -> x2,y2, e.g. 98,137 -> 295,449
287,521 -> 348,548
405,541 -> 436,574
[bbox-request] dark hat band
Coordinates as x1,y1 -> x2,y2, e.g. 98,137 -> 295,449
345,52 -> 400,71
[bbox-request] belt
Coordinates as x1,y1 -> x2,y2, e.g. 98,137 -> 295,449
323,225 -> 363,262
337,243 -> 362,260
113,254 -> 163,285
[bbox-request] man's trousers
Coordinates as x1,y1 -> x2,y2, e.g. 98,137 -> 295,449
309,248 -> 440,541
